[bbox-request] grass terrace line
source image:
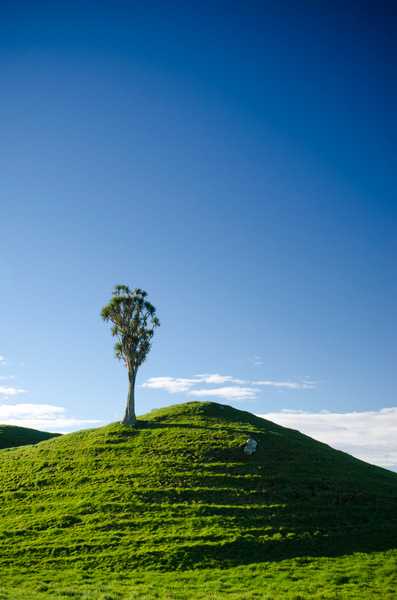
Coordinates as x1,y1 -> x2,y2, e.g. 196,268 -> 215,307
0,401 -> 396,598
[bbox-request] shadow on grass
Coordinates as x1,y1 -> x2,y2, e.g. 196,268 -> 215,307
114,419 -> 397,566
142,530 -> 397,570
4,414 -> 395,572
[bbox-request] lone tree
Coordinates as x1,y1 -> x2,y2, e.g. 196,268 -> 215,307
101,285 -> 160,426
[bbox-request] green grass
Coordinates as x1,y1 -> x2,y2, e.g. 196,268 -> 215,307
0,401 -> 396,598
1,551 -> 397,599
0,424 -> 59,449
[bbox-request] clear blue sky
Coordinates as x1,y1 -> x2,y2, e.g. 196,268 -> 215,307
1,2 -> 396,455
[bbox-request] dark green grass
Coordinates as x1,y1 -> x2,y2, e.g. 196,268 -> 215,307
1,550 -> 397,599
0,401 -> 396,598
0,424 -> 59,449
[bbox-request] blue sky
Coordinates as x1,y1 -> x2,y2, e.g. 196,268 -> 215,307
1,2 -> 396,467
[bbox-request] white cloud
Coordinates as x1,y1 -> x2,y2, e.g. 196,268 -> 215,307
195,374 -> 246,385
142,374 -> 315,396
0,403 -> 101,433
0,403 -> 64,418
189,386 -> 258,401
142,375 -> 259,400
255,379 -> 316,390
0,356 -> 5,364
258,407 -> 397,469
141,374 -> 246,393
142,377 -> 198,393
0,386 -> 27,398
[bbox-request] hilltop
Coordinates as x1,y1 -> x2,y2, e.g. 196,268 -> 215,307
0,424 -> 59,450
0,401 -> 396,599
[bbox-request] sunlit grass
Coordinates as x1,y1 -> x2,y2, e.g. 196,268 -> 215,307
0,401 -> 396,598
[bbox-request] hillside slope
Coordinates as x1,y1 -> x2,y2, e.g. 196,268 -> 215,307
0,400 -> 397,581
0,424 -> 59,449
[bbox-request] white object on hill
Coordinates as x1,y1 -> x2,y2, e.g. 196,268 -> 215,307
243,437 -> 257,455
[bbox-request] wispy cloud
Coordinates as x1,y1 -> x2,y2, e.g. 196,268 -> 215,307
256,379 -> 315,390
142,373 -> 315,398
195,373 -> 246,385
0,403 -> 101,432
253,355 -> 263,366
0,357 -> 17,381
258,407 -> 397,469
189,386 -> 258,401
0,386 -> 27,398
142,374 -> 247,393
142,377 -> 199,393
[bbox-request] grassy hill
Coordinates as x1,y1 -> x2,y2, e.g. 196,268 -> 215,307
0,401 -> 396,599
0,424 -> 59,449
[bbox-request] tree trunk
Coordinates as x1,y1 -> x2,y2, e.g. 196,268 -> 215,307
122,370 -> 136,426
